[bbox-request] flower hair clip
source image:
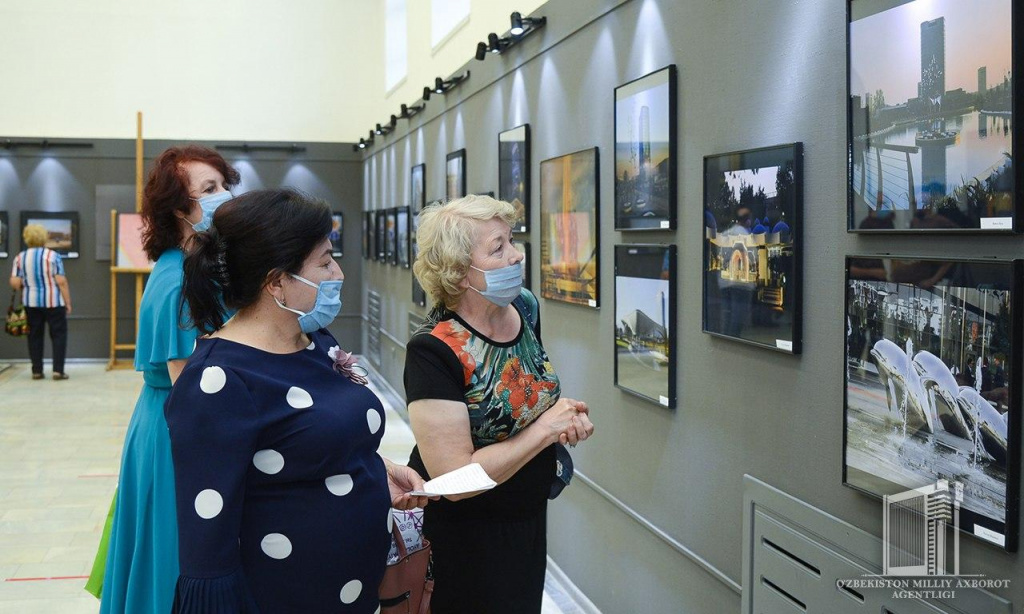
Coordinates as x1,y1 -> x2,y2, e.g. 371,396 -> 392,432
328,346 -> 368,385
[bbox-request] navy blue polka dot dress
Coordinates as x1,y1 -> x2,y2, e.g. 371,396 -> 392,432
165,329 -> 391,613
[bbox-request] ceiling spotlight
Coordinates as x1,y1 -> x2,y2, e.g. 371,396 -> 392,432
510,11 -> 545,37
432,72 -> 471,96
488,33 -> 509,54
375,123 -> 384,135
357,139 -> 367,150
475,41 -> 487,61
422,86 -> 432,101
389,114 -> 398,128
400,103 -> 423,118
434,77 -> 445,94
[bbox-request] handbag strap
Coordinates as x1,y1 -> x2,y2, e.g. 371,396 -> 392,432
390,515 -> 409,559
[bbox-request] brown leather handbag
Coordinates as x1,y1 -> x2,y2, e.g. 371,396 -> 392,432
379,520 -> 433,614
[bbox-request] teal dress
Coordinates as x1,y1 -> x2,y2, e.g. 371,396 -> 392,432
99,248 -> 199,614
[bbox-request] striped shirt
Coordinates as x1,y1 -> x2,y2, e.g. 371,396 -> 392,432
12,247 -> 66,308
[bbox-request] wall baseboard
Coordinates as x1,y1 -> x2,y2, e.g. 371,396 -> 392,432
546,556 -> 602,614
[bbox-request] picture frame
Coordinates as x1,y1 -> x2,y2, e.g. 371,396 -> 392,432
446,149 -> 466,201
115,213 -> 152,269
330,212 -> 343,257
614,65 -> 677,231
847,0 -> 1020,233
411,163 -> 426,213
412,200 -> 441,307
386,208 -> 398,266
499,124 -> 531,232
540,147 -> 600,308
375,210 -> 386,261
512,240 -> 531,291
702,143 -> 803,354
397,207 -> 410,268
0,210 -> 9,258
362,211 -> 371,259
19,211 -> 80,258
614,244 -> 676,408
844,255 -> 1022,551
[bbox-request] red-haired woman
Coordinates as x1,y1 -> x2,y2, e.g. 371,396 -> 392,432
85,145 -> 240,614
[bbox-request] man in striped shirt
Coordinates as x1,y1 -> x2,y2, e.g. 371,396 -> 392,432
9,224 -> 73,380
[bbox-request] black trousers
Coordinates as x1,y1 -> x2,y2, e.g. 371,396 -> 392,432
25,307 -> 67,374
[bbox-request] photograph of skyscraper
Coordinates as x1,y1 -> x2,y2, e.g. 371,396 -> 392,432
849,0 -> 1014,231
615,66 -> 675,230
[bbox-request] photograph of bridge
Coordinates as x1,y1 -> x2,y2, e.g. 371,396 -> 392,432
849,0 -> 1015,231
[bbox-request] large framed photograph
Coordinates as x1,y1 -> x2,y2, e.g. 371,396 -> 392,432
703,143 -> 803,354
20,211 -> 80,258
411,200 -> 440,307
845,256 -> 1022,550
362,211 -> 371,259
0,211 -> 9,258
411,163 -> 426,213
330,212 -> 343,257
540,147 -> 600,308
615,65 -> 677,231
446,149 -> 466,200
499,124 -> 531,232
397,207 -> 410,268
615,245 -> 676,408
848,0 -> 1019,232
512,240 -> 531,291
386,208 -> 398,266
375,210 -> 386,261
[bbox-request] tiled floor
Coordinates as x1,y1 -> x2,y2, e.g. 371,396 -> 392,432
0,362 -> 584,613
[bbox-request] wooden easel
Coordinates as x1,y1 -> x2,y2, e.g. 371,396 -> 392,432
107,112 -> 151,370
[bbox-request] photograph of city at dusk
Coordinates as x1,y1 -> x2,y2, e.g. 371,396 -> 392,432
849,0 -> 1016,232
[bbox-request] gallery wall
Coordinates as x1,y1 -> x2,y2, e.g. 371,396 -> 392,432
358,0 -> 1024,611
0,141 -> 364,362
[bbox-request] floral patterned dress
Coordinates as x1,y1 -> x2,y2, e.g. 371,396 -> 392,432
404,288 -> 560,614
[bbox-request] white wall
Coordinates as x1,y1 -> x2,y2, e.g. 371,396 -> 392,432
0,0 -> 381,142
382,0 -> 546,106
0,0 -> 546,143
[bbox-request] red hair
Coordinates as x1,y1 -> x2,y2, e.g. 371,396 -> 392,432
141,145 -> 240,261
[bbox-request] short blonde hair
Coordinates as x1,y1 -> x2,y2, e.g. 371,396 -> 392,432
414,195 -> 521,310
22,224 -> 48,248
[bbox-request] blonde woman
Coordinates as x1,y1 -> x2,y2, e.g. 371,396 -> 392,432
9,223 -> 72,380
405,195 -> 594,613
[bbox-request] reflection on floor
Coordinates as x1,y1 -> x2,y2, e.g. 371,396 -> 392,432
0,361 -> 588,613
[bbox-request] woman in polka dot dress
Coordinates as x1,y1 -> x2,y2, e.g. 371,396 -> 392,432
166,189 -> 429,613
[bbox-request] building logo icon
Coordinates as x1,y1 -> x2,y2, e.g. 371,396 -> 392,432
882,479 -> 963,577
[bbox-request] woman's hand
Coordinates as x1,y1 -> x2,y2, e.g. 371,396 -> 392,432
539,398 -> 594,447
384,458 -> 432,510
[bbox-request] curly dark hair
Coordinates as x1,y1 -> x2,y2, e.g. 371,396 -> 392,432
141,145 -> 240,261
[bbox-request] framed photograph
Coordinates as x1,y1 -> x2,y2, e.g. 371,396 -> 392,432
362,211 -> 371,259
115,213 -> 153,269
411,200 -> 441,307
702,143 -> 803,354
512,240 -> 531,291
0,211 -> 9,258
614,65 -> 677,231
375,210 -> 386,261
386,208 -> 398,266
540,147 -> 600,308
446,149 -> 466,200
330,212 -> 343,257
20,211 -> 80,258
411,163 -> 426,213
499,124 -> 531,232
615,245 -> 676,408
848,0 -> 1019,232
397,207 -> 410,268
845,256 -> 1022,550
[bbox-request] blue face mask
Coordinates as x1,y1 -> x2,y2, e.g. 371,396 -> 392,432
191,191 -> 233,232
276,274 -> 343,333
470,262 -> 523,307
